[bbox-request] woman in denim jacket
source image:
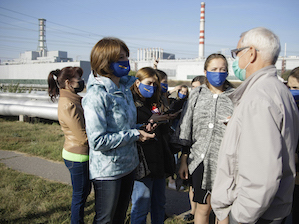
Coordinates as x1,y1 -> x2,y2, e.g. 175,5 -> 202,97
82,38 -> 154,224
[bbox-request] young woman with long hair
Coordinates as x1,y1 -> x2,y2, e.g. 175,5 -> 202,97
177,54 -> 234,224
48,66 -> 90,224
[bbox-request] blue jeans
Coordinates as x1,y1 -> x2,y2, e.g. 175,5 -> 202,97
64,159 -> 91,224
131,177 -> 166,224
92,170 -> 135,224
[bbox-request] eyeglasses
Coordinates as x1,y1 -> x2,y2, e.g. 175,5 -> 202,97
231,47 -> 250,59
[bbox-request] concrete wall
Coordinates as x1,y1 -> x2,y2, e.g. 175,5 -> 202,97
134,57 -> 299,81
0,57 -> 298,85
0,61 -> 91,84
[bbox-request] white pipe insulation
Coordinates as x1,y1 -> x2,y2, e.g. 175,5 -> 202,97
0,92 -> 58,121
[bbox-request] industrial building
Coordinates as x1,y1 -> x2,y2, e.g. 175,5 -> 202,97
132,2 -> 299,81
0,3 -> 299,87
0,2 -> 299,122
0,19 -> 91,87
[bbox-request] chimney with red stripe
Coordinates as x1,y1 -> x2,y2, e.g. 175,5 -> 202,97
199,2 -> 205,59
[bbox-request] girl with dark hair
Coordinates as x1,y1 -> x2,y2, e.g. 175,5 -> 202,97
176,54 -> 234,224
82,37 -> 154,223
168,85 -> 189,114
288,67 -> 299,91
48,66 -> 90,224
191,75 -> 208,89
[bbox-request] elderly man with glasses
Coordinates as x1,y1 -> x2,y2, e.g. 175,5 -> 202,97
211,27 -> 299,224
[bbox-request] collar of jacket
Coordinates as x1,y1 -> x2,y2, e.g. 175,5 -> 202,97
86,73 -> 136,94
229,65 -> 277,106
131,89 -> 148,108
196,84 -> 234,96
59,89 -> 82,104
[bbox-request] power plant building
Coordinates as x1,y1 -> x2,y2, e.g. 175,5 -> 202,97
1,4 -> 299,87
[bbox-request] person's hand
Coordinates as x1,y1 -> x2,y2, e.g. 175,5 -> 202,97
222,116 -> 231,125
167,109 -> 182,120
168,85 -> 183,95
173,85 -> 182,91
179,160 -> 189,180
149,113 -> 169,123
144,119 -> 157,132
138,130 -> 155,142
153,57 -> 159,69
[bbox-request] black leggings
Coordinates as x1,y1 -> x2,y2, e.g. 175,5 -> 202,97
92,170 -> 135,224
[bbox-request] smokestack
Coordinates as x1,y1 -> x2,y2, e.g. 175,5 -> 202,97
199,2 -> 205,59
281,43 -> 287,75
37,18 -> 47,57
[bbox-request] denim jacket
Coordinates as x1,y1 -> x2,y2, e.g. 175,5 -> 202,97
82,73 -> 139,179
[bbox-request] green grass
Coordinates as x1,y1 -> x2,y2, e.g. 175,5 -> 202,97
0,117 -> 64,162
0,163 -> 95,224
0,163 -> 185,224
0,117 -> 187,223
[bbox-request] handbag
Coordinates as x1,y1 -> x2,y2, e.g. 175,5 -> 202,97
162,133 -> 176,178
168,126 -> 182,154
135,142 -> 151,180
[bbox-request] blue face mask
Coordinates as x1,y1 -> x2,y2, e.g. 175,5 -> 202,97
178,92 -> 187,99
160,83 -> 168,93
110,60 -> 130,77
206,71 -> 228,87
139,83 -> 156,98
290,89 -> 299,106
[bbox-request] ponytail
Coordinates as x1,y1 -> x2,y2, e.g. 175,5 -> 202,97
47,67 -> 84,102
48,69 -> 61,102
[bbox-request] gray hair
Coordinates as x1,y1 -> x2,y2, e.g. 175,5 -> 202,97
240,27 -> 281,64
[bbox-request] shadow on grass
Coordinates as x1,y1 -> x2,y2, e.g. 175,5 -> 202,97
1,197 -> 96,224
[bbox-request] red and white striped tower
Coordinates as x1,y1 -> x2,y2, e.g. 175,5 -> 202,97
199,2 -> 205,59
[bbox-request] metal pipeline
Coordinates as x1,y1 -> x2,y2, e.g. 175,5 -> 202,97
0,92 -> 58,121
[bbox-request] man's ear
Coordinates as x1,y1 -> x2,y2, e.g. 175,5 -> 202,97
249,46 -> 258,63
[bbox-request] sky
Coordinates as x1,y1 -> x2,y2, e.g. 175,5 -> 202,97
0,0 -> 298,62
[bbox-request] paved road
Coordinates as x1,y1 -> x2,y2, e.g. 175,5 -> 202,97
1,150 -> 293,223
0,150 -> 191,217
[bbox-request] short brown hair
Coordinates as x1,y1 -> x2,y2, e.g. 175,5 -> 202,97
90,37 -> 129,78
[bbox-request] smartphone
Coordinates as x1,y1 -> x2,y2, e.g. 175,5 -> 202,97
163,109 -> 175,115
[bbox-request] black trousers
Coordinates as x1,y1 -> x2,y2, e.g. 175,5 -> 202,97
292,184 -> 299,224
